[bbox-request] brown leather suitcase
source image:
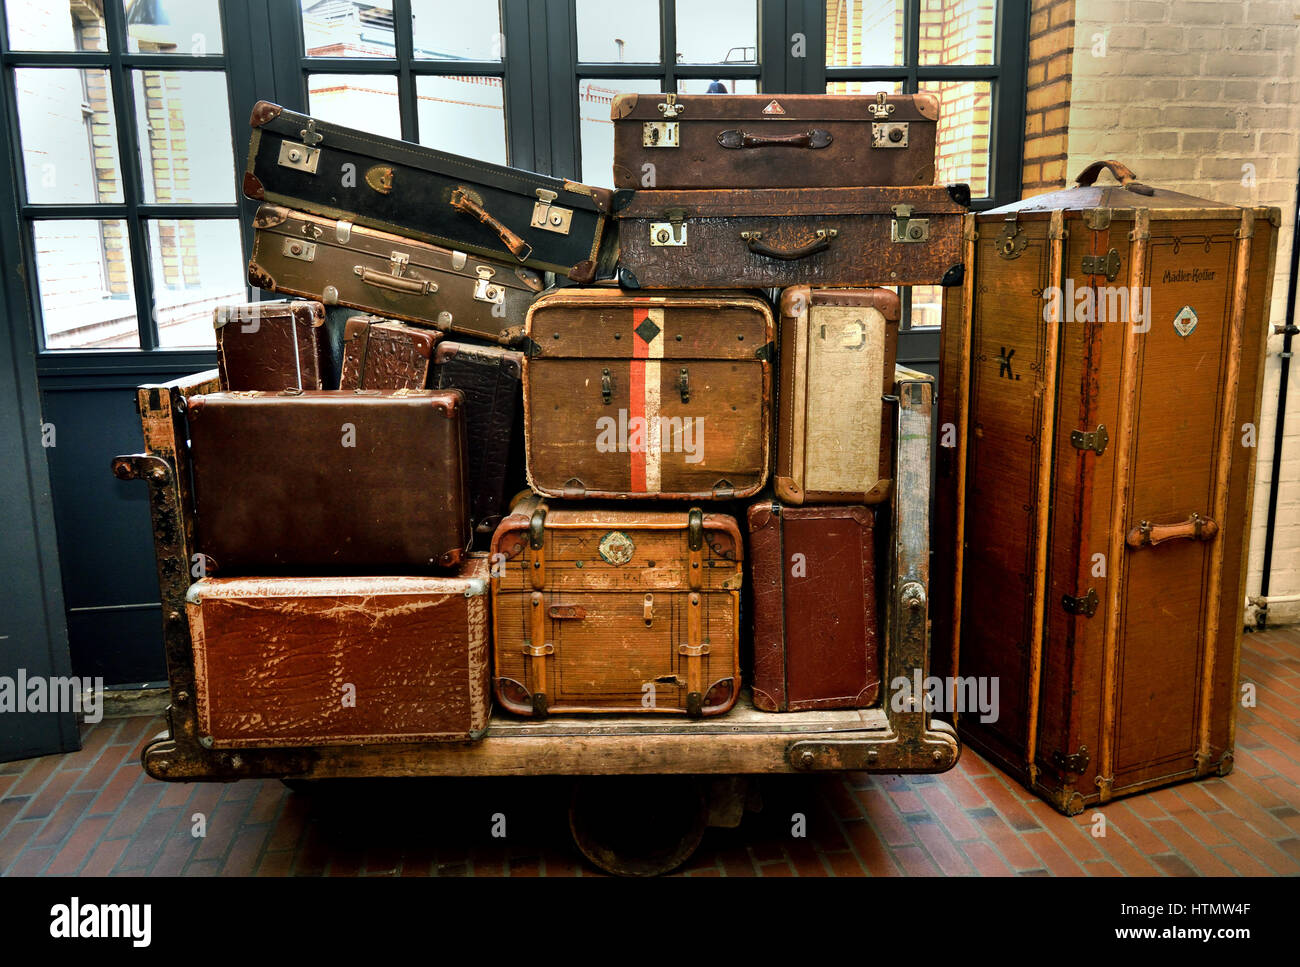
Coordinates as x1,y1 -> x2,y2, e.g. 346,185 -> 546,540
937,161 -> 1280,814
214,300 -> 327,391
244,101 -> 622,282
612,91 -> 938,190
186,557 -> 491,748
747,502 -> 880,712
617,185 -> 968,289
432,341 -> 524,535
249,204 -> 544,345
490,497 -> 742,717
776,286 -> 899,504
186,389 -> 472,572
522,288 -> 773,500
339,315 -> 439,390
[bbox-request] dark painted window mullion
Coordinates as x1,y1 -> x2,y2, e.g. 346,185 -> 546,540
904,0 -> 920,93
662,0 -> 676,91
393,0 -> 419,142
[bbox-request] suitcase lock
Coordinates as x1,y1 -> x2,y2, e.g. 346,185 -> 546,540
473,265 -> 505,304
277,120 -> 322,174
871,121 -> 909,148
651,208 -> 688,246
891,204 -> 929,243
531,189 -> 573,235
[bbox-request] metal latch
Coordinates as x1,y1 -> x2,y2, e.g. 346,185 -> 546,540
529,506 -> 546,550
1051,745 -> 1090,773
657,93 -> 685,118
389,251 -> 410,276
996,215 -> 1027,259
531,189 -> 573,235
277,140 -> 320,174
1070,424 -> 1109,456
891,204 -> 929,243
473,265 -> 504,304
679,367 -> 690,403
601,368 -> 612,405
643,121 -> 680,147
651,208 -> 688,246
282,237 -> 316,262
687,507 -> 704,551
871,121 -> 909,148
1062,588 -> 1099,617
867,91 -> 894,118
1081,248 -> 1121,281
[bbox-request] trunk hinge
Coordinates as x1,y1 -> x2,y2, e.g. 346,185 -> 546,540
1081,248 -> 1121,281
1061,588 -> 1099,618
1070,423 -> 1109,456
1051,745 -> 1090,774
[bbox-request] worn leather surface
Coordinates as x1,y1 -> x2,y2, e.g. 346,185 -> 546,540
747,503 -> 880,711
188,558 -> 491,746
186,390 -> 472,571
215,301 -> 327,391
339,316 -> 438,390
433,341 -> 524,533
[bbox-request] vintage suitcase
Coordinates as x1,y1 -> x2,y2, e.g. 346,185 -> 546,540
186,557 -> 491,748
747,502 -> 881,712
186,389 -> 472,572
339,315 -> 439,390
244,101 -> 622,282
522,288 -> 774,500
612,91 -> 938,190
776,286 -> 900,504
937,160 -> 1280,814
432,341 -> 525,535
249,204 -> 544,345
491,497 -> 743,717
617,185 -> 968,289
214,299 -> 327,392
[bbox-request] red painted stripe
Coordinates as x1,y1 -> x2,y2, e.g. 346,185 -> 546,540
629,308 -> 648,492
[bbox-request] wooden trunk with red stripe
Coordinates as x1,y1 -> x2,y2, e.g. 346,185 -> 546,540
522,289 -> 774,500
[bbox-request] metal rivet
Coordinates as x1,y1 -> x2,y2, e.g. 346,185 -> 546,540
675,333 -> 682,341
800,750 -> 815,767
614,332 -> 621,340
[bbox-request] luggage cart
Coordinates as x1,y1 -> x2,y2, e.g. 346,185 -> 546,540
114,365 -> 958,875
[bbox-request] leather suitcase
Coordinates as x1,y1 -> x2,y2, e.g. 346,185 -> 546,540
186,389 -> 472,572
214,300 -> 327,391
522,288 -> 774,500
249,204 -> 543,345
432,341 -> 524,535
617,185 -> 968,289
938,161 -> 1280,814
747,502 -> 881,711
490,496 -> 742,717
244,101 -> 622,282
339,315 -> 439,390
612,91 -> 938,190
776,286 -> 899,504
186,557 -> 491,748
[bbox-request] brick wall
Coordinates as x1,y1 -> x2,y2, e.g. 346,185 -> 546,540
1023,0 -> 1075,195
1067,0 -> 1300,623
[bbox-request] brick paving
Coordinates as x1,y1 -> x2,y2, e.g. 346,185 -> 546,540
2,627 -> 1297,877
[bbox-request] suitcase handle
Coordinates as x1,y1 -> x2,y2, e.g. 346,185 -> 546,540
449,186 -> 534,262
1074,160 -> 1156,196
352,265 -> 436,296
741,228 -> 838,260
716,129 -> 832,150
1125,513 -> 1219,549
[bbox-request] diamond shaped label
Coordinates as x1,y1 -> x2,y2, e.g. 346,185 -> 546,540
634,317 -> 662,344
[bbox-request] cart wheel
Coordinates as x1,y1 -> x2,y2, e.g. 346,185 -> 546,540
568,776 -> 707,877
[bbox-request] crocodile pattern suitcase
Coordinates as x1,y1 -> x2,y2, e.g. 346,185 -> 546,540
339,315 -> 439,390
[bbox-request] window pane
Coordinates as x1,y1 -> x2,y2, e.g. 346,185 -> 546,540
676,78 -> 758,95
416,75 -> 506,164
33,220 -> 139,350
412,0 -> 502,60
676,1 -> 757,64
919,0 -> 995,66
308,74 -> 401,139
919,80 -> 991,197
149,219 -> 245,349
132,70 -> 235,204
301,0 -> 394,57
123,0 -> 224,55
825,79 -> 902,96
4,0 -> 106,52
579,78 -> 662,188
826,0 -> 903,67
909,285 -> 943,329
14,69 -> 123,205
576,0 -> 658,63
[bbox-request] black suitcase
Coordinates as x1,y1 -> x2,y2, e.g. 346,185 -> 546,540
244,101 -> 623,283
433,341 -> 525,535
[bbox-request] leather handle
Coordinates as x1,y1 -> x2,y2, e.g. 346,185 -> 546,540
741,228 -> 838,260
352,266 -> 434,295
1075,160 -> 1138,186
717,129 -> 832,150
1126,513 -> 1220,549
449,186 -> 533,261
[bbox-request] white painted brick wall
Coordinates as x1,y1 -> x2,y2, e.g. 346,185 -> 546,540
1069,0 -> 1300,625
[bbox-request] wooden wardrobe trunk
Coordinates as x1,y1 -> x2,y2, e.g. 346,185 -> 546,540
490,497 -> 743,717
937,161 -> 1279,814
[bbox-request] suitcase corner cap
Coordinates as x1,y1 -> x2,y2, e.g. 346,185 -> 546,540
250,100 -> 283,128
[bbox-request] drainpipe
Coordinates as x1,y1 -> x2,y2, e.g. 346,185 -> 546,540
1252,169 -> 1300,629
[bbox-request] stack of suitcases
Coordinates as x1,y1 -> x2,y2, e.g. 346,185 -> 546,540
179,91 -> 968,749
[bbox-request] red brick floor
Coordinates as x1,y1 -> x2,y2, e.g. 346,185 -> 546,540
3,627 -> 1298,877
